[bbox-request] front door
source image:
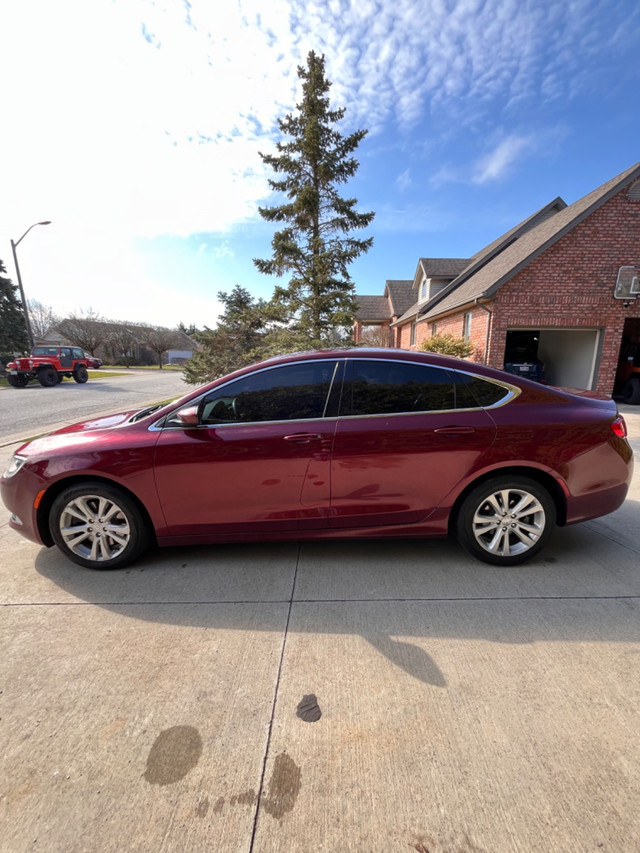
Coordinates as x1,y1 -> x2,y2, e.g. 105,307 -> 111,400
153,360 -> 341,536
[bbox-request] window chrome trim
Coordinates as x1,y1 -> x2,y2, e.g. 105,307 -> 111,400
149,356 -> 520,431
342,356 -> 520,414
149,358 -> 342,431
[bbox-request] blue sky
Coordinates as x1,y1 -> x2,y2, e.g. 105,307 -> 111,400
1,0 -> 639,329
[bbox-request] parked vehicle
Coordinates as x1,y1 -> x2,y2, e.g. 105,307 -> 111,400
503,347 -> 546,383
83,354 -> 102,369
1,349 -> 632,570
5,346 -> 90,387
615,342 -> 640,404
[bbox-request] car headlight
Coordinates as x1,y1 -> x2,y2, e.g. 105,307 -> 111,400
4,454 -> 27,478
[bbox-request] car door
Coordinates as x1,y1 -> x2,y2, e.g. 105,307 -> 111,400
329,358 -> 497,528
153,359 -> 341,536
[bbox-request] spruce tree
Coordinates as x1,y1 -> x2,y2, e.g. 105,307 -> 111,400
0,260 -> 29,356
254,50 -> 374,346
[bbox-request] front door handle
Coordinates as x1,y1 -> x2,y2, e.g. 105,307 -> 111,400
433,426 -> 476,435
283,433 -> 324,443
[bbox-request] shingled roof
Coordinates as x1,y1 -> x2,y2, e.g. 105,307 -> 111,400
385,280 -> 414,316
420,161 -> 640,320
356,295 -> 392,322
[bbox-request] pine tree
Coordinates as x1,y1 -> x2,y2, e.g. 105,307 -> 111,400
183,286 -> 271,384
254,51 -> 374,346
0,260 -> 29,356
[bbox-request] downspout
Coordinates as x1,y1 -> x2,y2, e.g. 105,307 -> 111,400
474,298 -> 493,365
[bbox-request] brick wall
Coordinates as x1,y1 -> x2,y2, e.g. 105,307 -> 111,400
486,184 -> 640,393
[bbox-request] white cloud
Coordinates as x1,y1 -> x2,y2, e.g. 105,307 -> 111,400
472,136 -> 530,184
0,0 -> 636,325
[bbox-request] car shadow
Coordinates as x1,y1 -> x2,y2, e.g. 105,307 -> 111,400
31,505 -> 640,687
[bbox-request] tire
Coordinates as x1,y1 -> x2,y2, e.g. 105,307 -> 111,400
50,482 -> 150,569
73,365 -> 89,383
56,373 -> 64,384
7,374 -> 29,387
456,476 -> 556,566
623,377 -> 640,405
38,368 -> 58,387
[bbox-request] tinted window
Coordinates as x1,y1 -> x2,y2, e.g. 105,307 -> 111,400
73,348 -> 84,359
342,360 -> 456,416
462,375 -> 511,407
200,361 -> 338,425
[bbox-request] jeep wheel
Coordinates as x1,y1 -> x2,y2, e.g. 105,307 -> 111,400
73,365 -> 89,384
38,368 -> 58,387
56,373 -> 64,384
7,374 -> 29,388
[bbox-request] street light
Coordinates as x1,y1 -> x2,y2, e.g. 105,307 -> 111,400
10,220 -> 51,350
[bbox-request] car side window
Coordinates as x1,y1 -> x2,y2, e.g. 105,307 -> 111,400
342,360 -> 457,415
199,361 -> 339,425
460,374 -> 511,407
72,348 -> 84,359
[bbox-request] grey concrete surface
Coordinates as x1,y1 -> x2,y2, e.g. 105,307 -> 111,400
1,408 -> 639,852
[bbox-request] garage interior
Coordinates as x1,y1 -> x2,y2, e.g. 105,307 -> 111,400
505,328 -> 602,390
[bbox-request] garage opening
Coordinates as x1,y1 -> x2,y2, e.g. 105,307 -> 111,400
504,329 -> 601,389
614,317 -> 640,402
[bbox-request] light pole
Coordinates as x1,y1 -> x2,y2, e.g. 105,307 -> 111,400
10,220 -> 52,350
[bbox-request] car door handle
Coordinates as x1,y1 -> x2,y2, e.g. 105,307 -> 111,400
283,433 -> 324,443
433,426 -> 476,435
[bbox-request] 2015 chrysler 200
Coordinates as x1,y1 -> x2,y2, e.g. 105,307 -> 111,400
1,349 -> 633,570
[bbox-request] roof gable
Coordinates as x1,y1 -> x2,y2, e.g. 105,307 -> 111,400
422,161 -> 640,319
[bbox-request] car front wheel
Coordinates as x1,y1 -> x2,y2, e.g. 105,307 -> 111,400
50,483 -> 150,569
456,476 -> 556,565
38,368 -> 58,387
7,374 -> 29,387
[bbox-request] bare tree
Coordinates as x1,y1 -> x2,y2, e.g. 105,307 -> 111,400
138,325 -> 181,368
58,309 -> 105,355
27,299 -> 61,341
103,321 -> 138,367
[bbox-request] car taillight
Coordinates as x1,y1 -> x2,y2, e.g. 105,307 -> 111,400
610,416 -> 627,438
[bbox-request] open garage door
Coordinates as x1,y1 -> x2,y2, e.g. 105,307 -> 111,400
505,329 -> 601,390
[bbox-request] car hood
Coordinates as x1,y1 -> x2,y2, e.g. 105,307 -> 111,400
16,410 -> 139,457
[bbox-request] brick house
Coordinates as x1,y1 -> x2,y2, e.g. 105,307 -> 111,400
355,161 -> 640,396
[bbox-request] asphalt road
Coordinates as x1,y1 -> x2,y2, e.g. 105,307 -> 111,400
0,369 -> 191,444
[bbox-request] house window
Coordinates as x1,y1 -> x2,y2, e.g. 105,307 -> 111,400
410,322 -> 417,346
431,322 -> 438,335
463,312 -> 472,342
420,278 -> 428,301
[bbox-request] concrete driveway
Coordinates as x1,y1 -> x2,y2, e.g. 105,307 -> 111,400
1,408 -> 639,852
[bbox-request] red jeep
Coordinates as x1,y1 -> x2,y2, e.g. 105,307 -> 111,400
6,346 -> 90,388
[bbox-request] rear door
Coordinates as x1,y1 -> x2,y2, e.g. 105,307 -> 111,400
329,358 -> 497,528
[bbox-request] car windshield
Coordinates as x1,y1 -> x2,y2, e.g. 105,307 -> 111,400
31,347 -> 59,356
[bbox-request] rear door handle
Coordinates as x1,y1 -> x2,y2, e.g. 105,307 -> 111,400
433,426 -> 476,435
283,433 -> 324,443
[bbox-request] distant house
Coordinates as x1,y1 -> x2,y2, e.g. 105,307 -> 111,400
40,321 -> 197,366
354,161 -> 640,396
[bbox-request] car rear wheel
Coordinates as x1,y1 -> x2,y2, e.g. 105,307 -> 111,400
7,374 -> 29,387
38,368 -> 58,387
456,476 -> 556,565
50,483 -> 150,569
623,377 -> 640,405
73,365 -> 89,383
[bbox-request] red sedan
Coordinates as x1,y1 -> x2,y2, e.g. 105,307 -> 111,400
1,349 -> 633,570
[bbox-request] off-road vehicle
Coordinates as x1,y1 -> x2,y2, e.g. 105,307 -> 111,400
6,346 -> 90,388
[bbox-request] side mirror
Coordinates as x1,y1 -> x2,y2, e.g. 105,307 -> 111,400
175,405 -> 200,427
